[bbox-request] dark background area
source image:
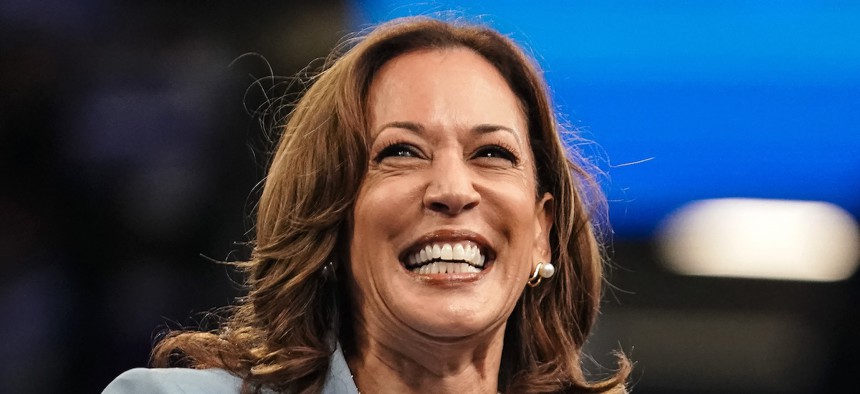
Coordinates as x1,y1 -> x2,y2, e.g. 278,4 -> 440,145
1,1 -> 857,393
1,1 -> 346,392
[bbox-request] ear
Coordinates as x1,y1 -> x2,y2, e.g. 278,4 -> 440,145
533,192 -> 555,264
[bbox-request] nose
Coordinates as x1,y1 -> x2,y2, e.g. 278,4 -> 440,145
423,154 -> 481,216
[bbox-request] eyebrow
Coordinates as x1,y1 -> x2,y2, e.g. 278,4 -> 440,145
375,121 -> 425,135
374,121 -> 523,146
472,123 -> 523,146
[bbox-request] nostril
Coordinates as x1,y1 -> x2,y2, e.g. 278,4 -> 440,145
422,176 -> 481,215
429,202 -> 449,213
426,198 -> 478,216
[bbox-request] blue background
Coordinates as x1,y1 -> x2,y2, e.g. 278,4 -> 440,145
351,0 -> 860,236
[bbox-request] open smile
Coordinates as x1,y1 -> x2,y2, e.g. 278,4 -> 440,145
399,231 -> 496,275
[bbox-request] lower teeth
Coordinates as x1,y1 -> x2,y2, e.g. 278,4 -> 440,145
411,261 -> 480,274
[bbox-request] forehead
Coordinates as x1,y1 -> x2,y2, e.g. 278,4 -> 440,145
366,47 -> 527,137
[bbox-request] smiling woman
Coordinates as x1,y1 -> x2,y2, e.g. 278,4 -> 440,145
350,48 -> 556,389
103,17 -> 630,394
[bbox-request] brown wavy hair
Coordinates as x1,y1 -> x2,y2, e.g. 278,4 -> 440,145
151,16 -> 630,394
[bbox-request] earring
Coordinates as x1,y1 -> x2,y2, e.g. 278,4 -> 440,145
321,261 -> 337,281
527,262 -> 556,287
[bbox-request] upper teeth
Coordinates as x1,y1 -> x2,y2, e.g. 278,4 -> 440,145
407,241 -> 486,269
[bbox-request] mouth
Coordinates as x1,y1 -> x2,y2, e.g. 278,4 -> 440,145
399,232 -> 495,275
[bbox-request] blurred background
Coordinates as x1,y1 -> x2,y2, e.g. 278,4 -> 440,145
1,0 -> 858,393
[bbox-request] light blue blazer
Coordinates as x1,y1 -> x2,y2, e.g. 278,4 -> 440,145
102,344 -> 359,394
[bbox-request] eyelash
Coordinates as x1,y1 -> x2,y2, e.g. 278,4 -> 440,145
374,142 -> 421,162
373,140 -> 521,165
473,142 -> 520,165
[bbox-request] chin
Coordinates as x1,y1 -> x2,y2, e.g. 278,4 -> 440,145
399,294 -> 508,340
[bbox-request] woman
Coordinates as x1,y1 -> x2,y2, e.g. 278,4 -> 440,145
104,17 -> 630,394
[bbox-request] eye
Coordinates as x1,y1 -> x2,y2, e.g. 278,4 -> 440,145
374,142 -> 422,162
473,144 -> 520,166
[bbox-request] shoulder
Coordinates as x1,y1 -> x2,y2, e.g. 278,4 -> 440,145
102,367 -> 243,394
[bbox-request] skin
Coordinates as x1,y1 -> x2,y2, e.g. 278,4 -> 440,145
347,47 -> 554,394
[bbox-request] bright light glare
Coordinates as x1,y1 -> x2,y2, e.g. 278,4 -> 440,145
658,198 -> 860,282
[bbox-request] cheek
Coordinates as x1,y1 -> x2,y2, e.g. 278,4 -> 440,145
348,191 -> 389,304
349,177 -> 419,270
353,178 -> 416,234
480,176 -> 538,226
351,195 -> 385,267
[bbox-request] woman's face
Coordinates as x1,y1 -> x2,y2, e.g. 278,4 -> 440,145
349,47 -> 553,343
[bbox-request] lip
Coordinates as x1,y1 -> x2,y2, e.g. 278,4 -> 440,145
398,229 -> 496,279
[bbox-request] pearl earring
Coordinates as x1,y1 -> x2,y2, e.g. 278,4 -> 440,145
527,262 -> 555,287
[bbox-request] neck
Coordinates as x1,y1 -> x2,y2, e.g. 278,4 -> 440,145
346,322 -> 505,394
